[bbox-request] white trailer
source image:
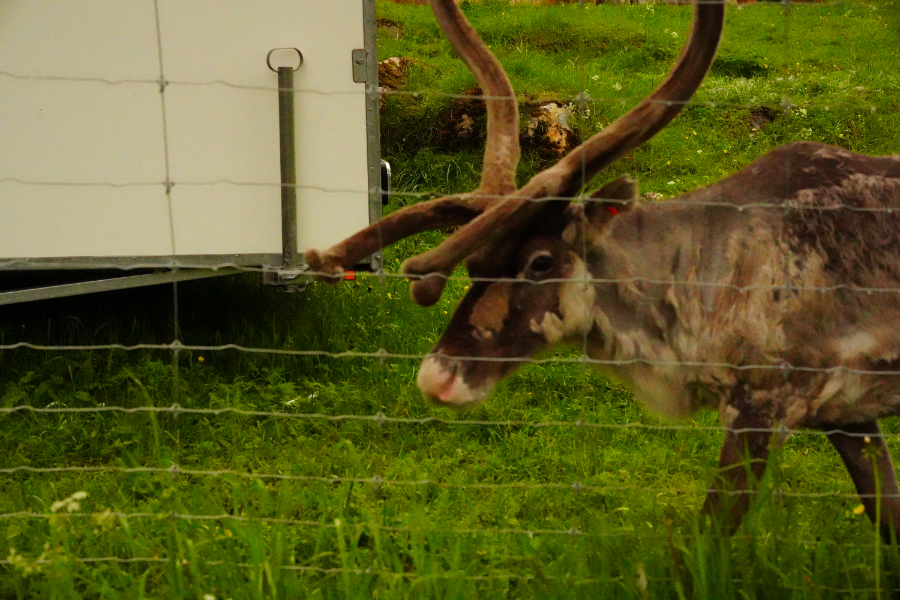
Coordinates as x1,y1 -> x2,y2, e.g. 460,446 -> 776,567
0,0 -> 384,303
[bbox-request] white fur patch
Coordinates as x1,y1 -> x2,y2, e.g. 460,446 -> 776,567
475,328 -> 494,340
630,370 -> 699,420
810,369 -> 866,419
721,404 -> 740,427
835,331 -> 879,361
531,312 -> 565,345
558,256 -> 596,336
562,221 -> 579,245
816,376 -> 845,406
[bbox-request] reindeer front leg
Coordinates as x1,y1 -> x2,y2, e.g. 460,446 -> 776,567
702,386 -> 774,535
825,420 -> 900,544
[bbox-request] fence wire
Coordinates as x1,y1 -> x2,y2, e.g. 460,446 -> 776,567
1,401 -> 900,440
7,340 -> 900,377
0,463 -> 896,501
2,0 -> 900,594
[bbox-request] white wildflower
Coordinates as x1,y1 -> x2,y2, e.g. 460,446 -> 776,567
7,548 -> 41,576
51,491 -> 87,513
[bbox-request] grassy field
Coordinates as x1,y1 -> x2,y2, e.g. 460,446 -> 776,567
1,1 -> 900,597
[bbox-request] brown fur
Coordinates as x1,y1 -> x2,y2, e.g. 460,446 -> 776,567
469,282 -> 511,337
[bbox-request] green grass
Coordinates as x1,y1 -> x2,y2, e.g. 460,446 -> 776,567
380,0 -> 900,196
2,1 -> 900,597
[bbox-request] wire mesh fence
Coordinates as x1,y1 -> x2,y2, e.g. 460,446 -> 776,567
1,0 -> 900,597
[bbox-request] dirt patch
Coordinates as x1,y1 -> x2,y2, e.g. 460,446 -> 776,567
749,106 -> 779,134
711,55 -> 767,79
436,85 -> 488,146
377,19 -> 402,40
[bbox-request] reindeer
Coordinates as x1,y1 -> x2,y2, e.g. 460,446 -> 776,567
307,0 -> 900,540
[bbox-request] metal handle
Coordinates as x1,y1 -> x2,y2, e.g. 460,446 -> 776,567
270,48 -> 302,271
266,48 -> 303,72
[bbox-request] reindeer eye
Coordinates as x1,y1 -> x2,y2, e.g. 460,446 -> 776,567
528,253 -> 555,274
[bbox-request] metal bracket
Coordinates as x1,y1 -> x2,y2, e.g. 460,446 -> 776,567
351,49 -> 368,83
261,265 -> 312,292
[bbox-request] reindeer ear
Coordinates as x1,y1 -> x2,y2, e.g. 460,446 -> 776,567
583,175 -> 638,230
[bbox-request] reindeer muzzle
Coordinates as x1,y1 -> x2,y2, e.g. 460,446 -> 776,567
417,356 -> 490,410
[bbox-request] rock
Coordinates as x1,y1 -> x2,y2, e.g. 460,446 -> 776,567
378,56 -> 412,91
454,114 -> 476,140
522,102 -> 580,160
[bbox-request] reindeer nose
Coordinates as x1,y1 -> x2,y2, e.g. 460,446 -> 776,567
417,356 -> 485,409
417,357 -> 458,402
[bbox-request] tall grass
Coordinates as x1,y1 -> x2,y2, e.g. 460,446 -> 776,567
1,1 -> 899,597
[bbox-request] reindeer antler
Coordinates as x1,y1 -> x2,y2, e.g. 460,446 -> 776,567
306,0 -> 725,304
305,0 -> 520,282
305,194 -> 486,281
402,0 -> 725,305
430,0 -> 520,197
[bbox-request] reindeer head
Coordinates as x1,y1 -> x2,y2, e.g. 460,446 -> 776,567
415,176 -> 643,408
306,0 -> 724,409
